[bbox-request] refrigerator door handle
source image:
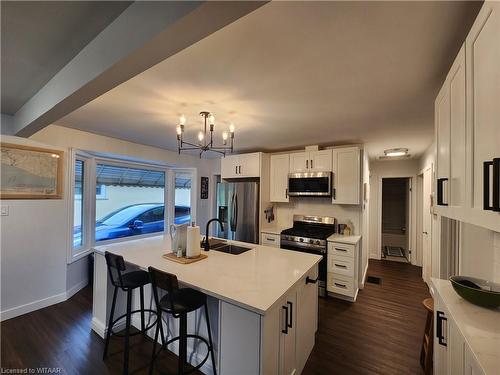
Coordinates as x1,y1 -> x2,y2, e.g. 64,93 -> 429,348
230,192 -> 237,232
234,193 -> 239,231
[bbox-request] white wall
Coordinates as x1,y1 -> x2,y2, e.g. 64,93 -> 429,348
369,158 -> 420,262
1,125 -> 220,320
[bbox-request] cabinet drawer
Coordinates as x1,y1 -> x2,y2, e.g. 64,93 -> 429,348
327,273 -> 354,297
328,242 -> 355,258
261,233 -> 280,247
327,256 -> 354,277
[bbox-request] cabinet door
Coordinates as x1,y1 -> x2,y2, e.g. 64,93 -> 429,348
447,318 -> 465,375
239,153 -> 261,177
436,82 -> 451,207
280,291 -> 296,375
464,343 -> 485,375
221,155 -> 238,179
295,267 -> 318,375
449,45 -> 466,211
332,147 -> 360,204
270,154 -> 290,202
434,299 -> 449,375
466,1 -> 500,231
289,152 -> 309,173
310,150 -> 332,172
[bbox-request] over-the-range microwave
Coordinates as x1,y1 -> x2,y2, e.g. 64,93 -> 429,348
288,172 -> 332,197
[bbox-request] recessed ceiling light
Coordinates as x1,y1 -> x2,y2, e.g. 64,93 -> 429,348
384,148 -> 408,157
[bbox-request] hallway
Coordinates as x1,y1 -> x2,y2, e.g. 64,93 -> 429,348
303,259 -> 431,375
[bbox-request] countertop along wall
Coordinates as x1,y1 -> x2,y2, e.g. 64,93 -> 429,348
0,125 -> 220,321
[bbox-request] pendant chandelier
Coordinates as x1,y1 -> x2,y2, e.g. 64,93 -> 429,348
176,111 -> 235,157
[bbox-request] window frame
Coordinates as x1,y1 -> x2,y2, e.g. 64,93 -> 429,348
67,150 -> 171,263
170,168 -> 197,227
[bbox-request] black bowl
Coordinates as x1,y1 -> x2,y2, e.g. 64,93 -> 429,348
449,276 -> 500,308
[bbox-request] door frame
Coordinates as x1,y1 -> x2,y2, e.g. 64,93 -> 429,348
377,174 -> 416,263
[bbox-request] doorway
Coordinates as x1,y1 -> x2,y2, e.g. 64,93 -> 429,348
381,177 -> 411,263
419,167 -> 433,282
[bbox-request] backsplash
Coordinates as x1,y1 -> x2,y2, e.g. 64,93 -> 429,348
264,197 -> 361,234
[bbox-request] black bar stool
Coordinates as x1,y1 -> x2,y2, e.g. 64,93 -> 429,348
148,266 -> 217,375
103,252 -> 160,375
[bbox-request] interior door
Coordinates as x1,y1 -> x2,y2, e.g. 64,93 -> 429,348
422,167 -> 432,283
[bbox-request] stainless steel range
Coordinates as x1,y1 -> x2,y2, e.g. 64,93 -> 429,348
280,215 -> 337,297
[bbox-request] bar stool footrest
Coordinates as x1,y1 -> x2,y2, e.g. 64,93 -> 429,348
110,309 -> 159,337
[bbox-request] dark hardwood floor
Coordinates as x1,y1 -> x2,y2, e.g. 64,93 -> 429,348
1,259 -> 430,375
303,259 -> 431,375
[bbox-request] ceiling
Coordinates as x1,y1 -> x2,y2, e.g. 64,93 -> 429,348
53,1 -> 481,159
1,1 -> 131,114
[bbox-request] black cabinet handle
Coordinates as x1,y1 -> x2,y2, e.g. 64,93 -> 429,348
311,159 -> 313,169
235,165 -> 238,175
282,305 -> 289,334
306,276 -> 318,284
285,188 -> 288,199
287,301 -> 293,328
484,161 -> 493,210
493,158 -> 500,212
333,187 -> 336,200
334,282 -> 347,288
437,178 -> 448,206
335,247 -> 347,252
306,159 -> 309,169
335,263 -> 347,268
436,310 -> 447,346
266,237 -> 275,242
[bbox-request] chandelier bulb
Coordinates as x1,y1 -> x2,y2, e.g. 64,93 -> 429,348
179,114 -> 186,126
222,131 -> 228,141
208,114 -> 215,125
176,125 -> 182,135
197,131 -> 204,142
229,123 -> 235,133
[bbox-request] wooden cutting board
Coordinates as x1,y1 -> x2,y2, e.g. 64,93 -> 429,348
162,252 -> 208,264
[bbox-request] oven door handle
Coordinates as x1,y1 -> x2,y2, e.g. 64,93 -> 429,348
306,276 -> 319,284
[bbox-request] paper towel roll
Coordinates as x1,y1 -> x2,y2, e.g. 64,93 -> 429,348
186,226 -> 201,258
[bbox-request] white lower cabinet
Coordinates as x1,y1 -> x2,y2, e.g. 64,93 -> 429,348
434,295 -> 484,375
327,240 -> 359,301
261,267 -> 318,375
261,232 -> 281,247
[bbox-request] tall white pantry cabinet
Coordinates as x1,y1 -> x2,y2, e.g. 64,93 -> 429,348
434,1 -> 500,233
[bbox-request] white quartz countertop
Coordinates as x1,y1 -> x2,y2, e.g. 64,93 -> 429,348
431,278 -> 500,375
327,234 -> 361,244
94,235 -> 321,315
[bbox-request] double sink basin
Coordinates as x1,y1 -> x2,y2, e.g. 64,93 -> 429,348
201,238 -> 253,255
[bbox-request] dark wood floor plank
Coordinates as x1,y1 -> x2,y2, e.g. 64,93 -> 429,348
1,259 -> 430,374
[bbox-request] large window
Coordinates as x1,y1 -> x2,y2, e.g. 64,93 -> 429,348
174,171 -> 192,225
69,152 -> 197,262
94,163 -> 165,243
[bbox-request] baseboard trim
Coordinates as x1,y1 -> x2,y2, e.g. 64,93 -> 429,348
1,280 -> 89,322
0,291 -> 67,322
66,279 -> 89,299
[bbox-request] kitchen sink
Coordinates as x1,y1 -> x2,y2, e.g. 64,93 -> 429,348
200,238 -> 253,255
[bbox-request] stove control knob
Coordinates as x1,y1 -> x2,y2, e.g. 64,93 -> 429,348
316,240 -> 321,245
299,238 -> 304,242
309,239 -> 314,244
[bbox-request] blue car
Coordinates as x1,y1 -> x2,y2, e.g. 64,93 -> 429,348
73,203 -> 191,247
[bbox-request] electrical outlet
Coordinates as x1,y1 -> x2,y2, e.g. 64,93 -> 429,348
1,206 -> 9,216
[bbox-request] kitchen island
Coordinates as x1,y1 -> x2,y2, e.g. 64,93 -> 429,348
92,235 -> 321,375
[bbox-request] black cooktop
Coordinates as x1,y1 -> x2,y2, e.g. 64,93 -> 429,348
281,224 -> 336,240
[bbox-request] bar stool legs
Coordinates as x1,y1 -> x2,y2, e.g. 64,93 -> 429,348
205,302 -> 217,375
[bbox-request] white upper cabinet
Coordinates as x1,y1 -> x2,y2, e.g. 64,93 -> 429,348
270,154 -> 290,202
435,81 -> 451,207
449,45 -> 466,211
466,1 -> 500,231
289,150 -> 332,173
332,147 -> 360,205
221,152 -> 261,179
310,150 -> 332,171
289,152 -> 309,173
435,45 -> 466,215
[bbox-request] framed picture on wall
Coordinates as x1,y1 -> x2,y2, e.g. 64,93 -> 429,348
200,176 -> 209,199
1,143 -> 64,199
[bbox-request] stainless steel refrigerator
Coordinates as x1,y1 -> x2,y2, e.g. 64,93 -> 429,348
216,181 -> 259,243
